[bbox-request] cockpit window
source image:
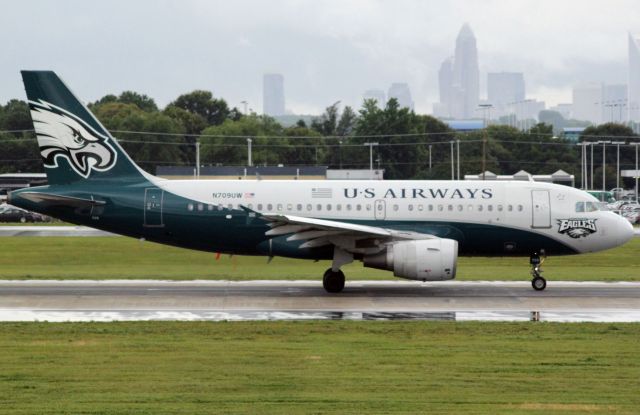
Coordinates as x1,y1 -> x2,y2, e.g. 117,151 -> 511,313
576,201 -> 601,212
585,202 -> 598,212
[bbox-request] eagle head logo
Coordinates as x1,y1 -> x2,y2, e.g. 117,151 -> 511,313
29,100 -> 117,178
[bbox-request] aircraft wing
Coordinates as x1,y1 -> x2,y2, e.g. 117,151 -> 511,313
260,213 -> 436,254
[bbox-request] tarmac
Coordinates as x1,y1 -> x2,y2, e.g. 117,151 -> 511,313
1,280 -> 640,322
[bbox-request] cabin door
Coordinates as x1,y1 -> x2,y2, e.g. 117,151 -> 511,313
374,199 -> 386,220
531,190 -> 551,228
144,188 -> 164,227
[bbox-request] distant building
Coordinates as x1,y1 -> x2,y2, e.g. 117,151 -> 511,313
629,33 -> 640,122
601,84 -> 628,123
263,73 -> 285,116
572,83 -> 603,124
562,127 -> 585,142
506,99 -> 545,122
487,72 -> 525,118
445,120 -> 484,131
387,83 -> 414,110
548,103 -> 573,119
436,23 -> 480,119
363,89 -> 386,108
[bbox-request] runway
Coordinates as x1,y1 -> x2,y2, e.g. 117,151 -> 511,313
2,280 -> 640,322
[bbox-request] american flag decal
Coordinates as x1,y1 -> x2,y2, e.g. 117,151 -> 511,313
244,192 -> 255,198
312,188 -> 332,198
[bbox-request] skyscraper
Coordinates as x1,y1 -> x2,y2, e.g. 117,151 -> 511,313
387,83 -> 414,110
263,73 -> 285,116
487,72 -> 525,117
572,83 -> 603,124
628,33 -> 640,121
435,24 -> 480,119
363,89 -> 386,108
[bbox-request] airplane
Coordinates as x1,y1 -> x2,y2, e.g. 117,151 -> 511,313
8,71 -> 635,293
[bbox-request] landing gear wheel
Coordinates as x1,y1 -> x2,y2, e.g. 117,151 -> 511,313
323,268 -> 345,293
532,276 -> 547,291
529,250 -> 547,291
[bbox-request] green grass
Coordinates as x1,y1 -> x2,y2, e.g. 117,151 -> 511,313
0,236 -> 638,281
0,321 -> 638,414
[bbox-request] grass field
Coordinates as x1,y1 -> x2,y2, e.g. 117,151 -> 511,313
0,236 -> 637,281
0,321 -> 638,414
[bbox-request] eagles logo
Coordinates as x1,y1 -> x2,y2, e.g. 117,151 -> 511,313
29,100 -> 117,178
557,219 -> 597,239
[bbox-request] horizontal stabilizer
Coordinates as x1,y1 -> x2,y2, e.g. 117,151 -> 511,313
16,192 -> 106,208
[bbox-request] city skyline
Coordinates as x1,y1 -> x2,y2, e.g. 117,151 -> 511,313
0,1 -> 638,116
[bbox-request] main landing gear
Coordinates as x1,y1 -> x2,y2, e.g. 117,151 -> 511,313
322,247 -> 353,293
323,268 -> 345,293
530,250 -> 547,291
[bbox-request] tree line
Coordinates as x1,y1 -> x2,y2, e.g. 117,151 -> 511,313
1,89 -> 638,187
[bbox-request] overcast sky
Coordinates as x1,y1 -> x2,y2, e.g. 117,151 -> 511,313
1,0 -> 638,115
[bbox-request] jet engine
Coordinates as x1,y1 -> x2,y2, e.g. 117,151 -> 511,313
363,238 -> 458,281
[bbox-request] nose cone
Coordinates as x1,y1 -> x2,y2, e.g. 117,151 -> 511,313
616,214 -> 635,246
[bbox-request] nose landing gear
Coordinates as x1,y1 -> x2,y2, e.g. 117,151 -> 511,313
530,250 -> 547,291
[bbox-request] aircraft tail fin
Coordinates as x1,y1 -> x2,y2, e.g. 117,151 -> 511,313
21,71 -> 150,185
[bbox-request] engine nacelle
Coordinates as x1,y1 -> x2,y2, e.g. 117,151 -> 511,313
363,238 -> 458,281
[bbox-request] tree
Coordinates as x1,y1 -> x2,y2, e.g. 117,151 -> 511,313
0,100 -> 31,135
117,91 -> 158,112
163,105 -> 208,136
170,90 -> 232,126
199,114 -> 284,166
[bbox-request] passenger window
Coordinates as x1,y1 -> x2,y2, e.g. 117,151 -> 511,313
585,202 -> 598,212
248,204 -> 253,210
356,204 -> 362,211
418,205 -> 424,212
429,205 -> 434,212
228,204 -> 233,210
575,202 -> 585,212
297,204 -> 302,211
267,203 -> 273,211
208,204 -> 214,211
507,205 -> 513,212
346,204 -> 352,211
257,204 -> 263,211
218,203 -> 224,211
447,205 -> 453,211
317,204 -> 322,211
197,203 -> 204,211
187,203 -> 194,211
307,204 -> 312,211
408,204 -> 414,211
487,205 -> 493,212
287,204 -> 292,211
497,205 -> 503,212
457,205 -> 463,212
393,204 -> 399,211
467,204 -> 473,211
326,204 -> 332,211
517,204 -> 523,212
478,204 -> 483,212
437,205 -> 443,212
336,204 -> 342,211
366,204 -> 372,211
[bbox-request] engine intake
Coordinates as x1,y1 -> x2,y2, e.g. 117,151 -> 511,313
363,238 -> 458,281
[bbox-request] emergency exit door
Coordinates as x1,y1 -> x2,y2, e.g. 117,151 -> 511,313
531,190 -> 551,228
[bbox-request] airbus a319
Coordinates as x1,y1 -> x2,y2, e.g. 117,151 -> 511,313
9,71 -> 635,292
